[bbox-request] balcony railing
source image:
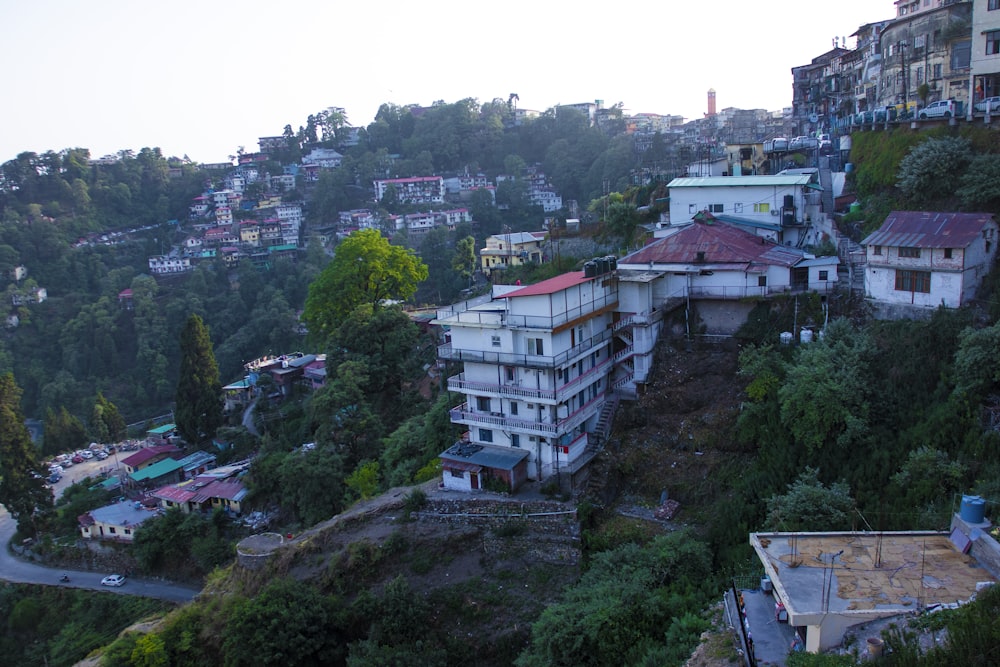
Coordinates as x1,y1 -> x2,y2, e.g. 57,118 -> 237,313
439,329 -> 612,369
436,294 -> 618,331
449,393 -> 606,437
447,357 -> 613,404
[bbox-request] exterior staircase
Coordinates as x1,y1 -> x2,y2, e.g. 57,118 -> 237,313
838,237 -> 866,294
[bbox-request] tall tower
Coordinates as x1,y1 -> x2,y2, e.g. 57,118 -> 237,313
707,89 -> 717,116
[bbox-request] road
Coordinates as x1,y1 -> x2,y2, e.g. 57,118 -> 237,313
0,454 -> 200,604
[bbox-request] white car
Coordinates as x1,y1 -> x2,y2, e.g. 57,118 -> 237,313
975,96 -> 1000,113
919,100 -> 958,119
101,574 -> 126,587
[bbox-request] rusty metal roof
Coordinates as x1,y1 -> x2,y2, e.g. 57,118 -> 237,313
621,219 -> 808,268
862,211 -> 996,249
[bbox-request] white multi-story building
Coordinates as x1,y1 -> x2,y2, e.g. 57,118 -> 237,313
436,268 -> 620,489
971,0 -> 1000,109
374,176 -> 446,204
149,256 -> 192,275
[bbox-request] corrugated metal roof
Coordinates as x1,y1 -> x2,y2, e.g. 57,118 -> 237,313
503,271 -> 593,297
440,442 -> 529,471
620,219 -> 808,268
667,175 -> 812,188
861,211 -> 996,249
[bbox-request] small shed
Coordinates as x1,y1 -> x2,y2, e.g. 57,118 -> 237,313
439,441 -> 530,493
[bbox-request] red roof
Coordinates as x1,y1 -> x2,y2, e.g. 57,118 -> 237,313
503,271 -> 592,297
862,211 -> 996,249
622,220 -> 804,268
121,445 -> 180,469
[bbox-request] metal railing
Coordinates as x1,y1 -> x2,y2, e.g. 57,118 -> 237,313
435,294 -> 619,331
446,357 -> 612,403
439,328 -> 612,369
449,393 -> 607,437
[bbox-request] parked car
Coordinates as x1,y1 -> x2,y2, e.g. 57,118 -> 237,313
71,454 -> 84,464
975,96 -> 1000,113
919,99 -> 959,119
95,451 -> 108,460
79,450 -> 93,460
101,574 -> 126,587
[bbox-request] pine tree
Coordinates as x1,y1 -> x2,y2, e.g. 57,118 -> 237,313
92,392 -> 127,444
174,314 -> 223,444
0,373 -> 53,536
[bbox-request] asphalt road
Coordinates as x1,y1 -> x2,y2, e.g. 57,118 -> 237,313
0,454 -> 200,603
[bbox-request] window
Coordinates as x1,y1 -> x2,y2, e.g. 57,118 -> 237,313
688,204 -> 697,214
510,402 -> 518,416
944,248 -> 953,259
899,247 -> 921,258
109,527 -> 116,534
753,203 -> 770,213
479,428 -> 493,443
734,202 -> 743,213
873,245 -> 882,256
450,469 -> 464,478
988,31 -> 1000,55
505,366 -> 515,382
992,0 -> 1000,10
476,396 -> 490,411
758,276 -> 767,287
895,269 -> 931,293
933,63 -> 942,80
491,335 -> 501,347
819,270 -> 829,281
511,434 -> 520,448
915,66 -> 923,84
709,204 -> 723,213
528,338 -> 544,355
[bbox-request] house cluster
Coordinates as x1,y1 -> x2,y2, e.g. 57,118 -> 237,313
78,431 -> 250,542
223,352 -> 327,413
4,264 -> 47,329
434,189 -> 999,495
791,0 -> 1000,137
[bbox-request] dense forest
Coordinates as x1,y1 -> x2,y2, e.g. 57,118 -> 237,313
2,102 -> 1000,666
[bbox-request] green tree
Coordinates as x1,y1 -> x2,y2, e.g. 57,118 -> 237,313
222,578 -> 346,667
174,314 -> 223,444
957,154 -> 1000,212
896,136 -> 972,206
42,405 -> 87,457
345,460 -> 381,501
91,392 -> 127,444
778,319 -> 874,454
517,531 -> 714,667
302,229 -> 428,344
765,468 -> 855,532
452,235 -> 477,287
0,373 -> 53,535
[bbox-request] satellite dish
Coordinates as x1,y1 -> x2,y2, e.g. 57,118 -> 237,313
808,113 -> 819,123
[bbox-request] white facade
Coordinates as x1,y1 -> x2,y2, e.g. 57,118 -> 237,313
666,175 -> 821,246
436,271 -> 617,481
149,255 -> 192,275
862,211 -> 999,309
374,176 -> 446,204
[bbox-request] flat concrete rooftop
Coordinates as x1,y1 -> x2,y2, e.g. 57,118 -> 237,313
751,531 -> 995,617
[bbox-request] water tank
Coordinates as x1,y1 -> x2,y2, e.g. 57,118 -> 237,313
780,331 -> 793,345
845,162 -> 854,173
960,495 -> 987,524
596,257 -> 609,275
584,261 -> 597,278
849,201 -> 862,213
783,194 -> 794,209
607,256 -> 618,271
800,329 -> 814,344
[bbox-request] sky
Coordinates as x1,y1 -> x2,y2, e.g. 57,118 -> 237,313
0,0 -> 897,165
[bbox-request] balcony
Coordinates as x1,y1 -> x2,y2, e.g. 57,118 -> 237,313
439,329 -> 612,369
449,393 -> 607,437
447,357 -> 612,404
436,294 -> 618,331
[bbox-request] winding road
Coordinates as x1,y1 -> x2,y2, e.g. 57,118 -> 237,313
0,456 -> 200,604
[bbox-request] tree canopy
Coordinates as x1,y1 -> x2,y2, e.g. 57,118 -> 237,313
302,229 -> 427,344
174,314 -> 223,444
0,373 -> 53,535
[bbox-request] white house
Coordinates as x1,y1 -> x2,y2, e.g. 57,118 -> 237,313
302,148 -> 344,169
862,211 -> 999,310
664,175 -> 823,247
616,217 -> 839,390
435,267 -> 619,487
374,176 -> 446,204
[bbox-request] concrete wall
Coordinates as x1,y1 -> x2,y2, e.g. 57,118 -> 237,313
952,513 -> 1000,580
694,300 -> 756,335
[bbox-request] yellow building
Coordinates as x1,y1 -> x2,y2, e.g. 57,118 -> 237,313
480,231 -> 547,276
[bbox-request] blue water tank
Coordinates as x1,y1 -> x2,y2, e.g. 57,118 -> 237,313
960,495 -> 986,524
845,162 -> 854,173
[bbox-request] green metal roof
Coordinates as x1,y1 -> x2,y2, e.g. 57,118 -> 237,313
130,457 -> 184,482
147,423 -> 176,435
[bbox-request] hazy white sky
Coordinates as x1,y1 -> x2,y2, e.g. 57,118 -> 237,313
0,0 -> 894,165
